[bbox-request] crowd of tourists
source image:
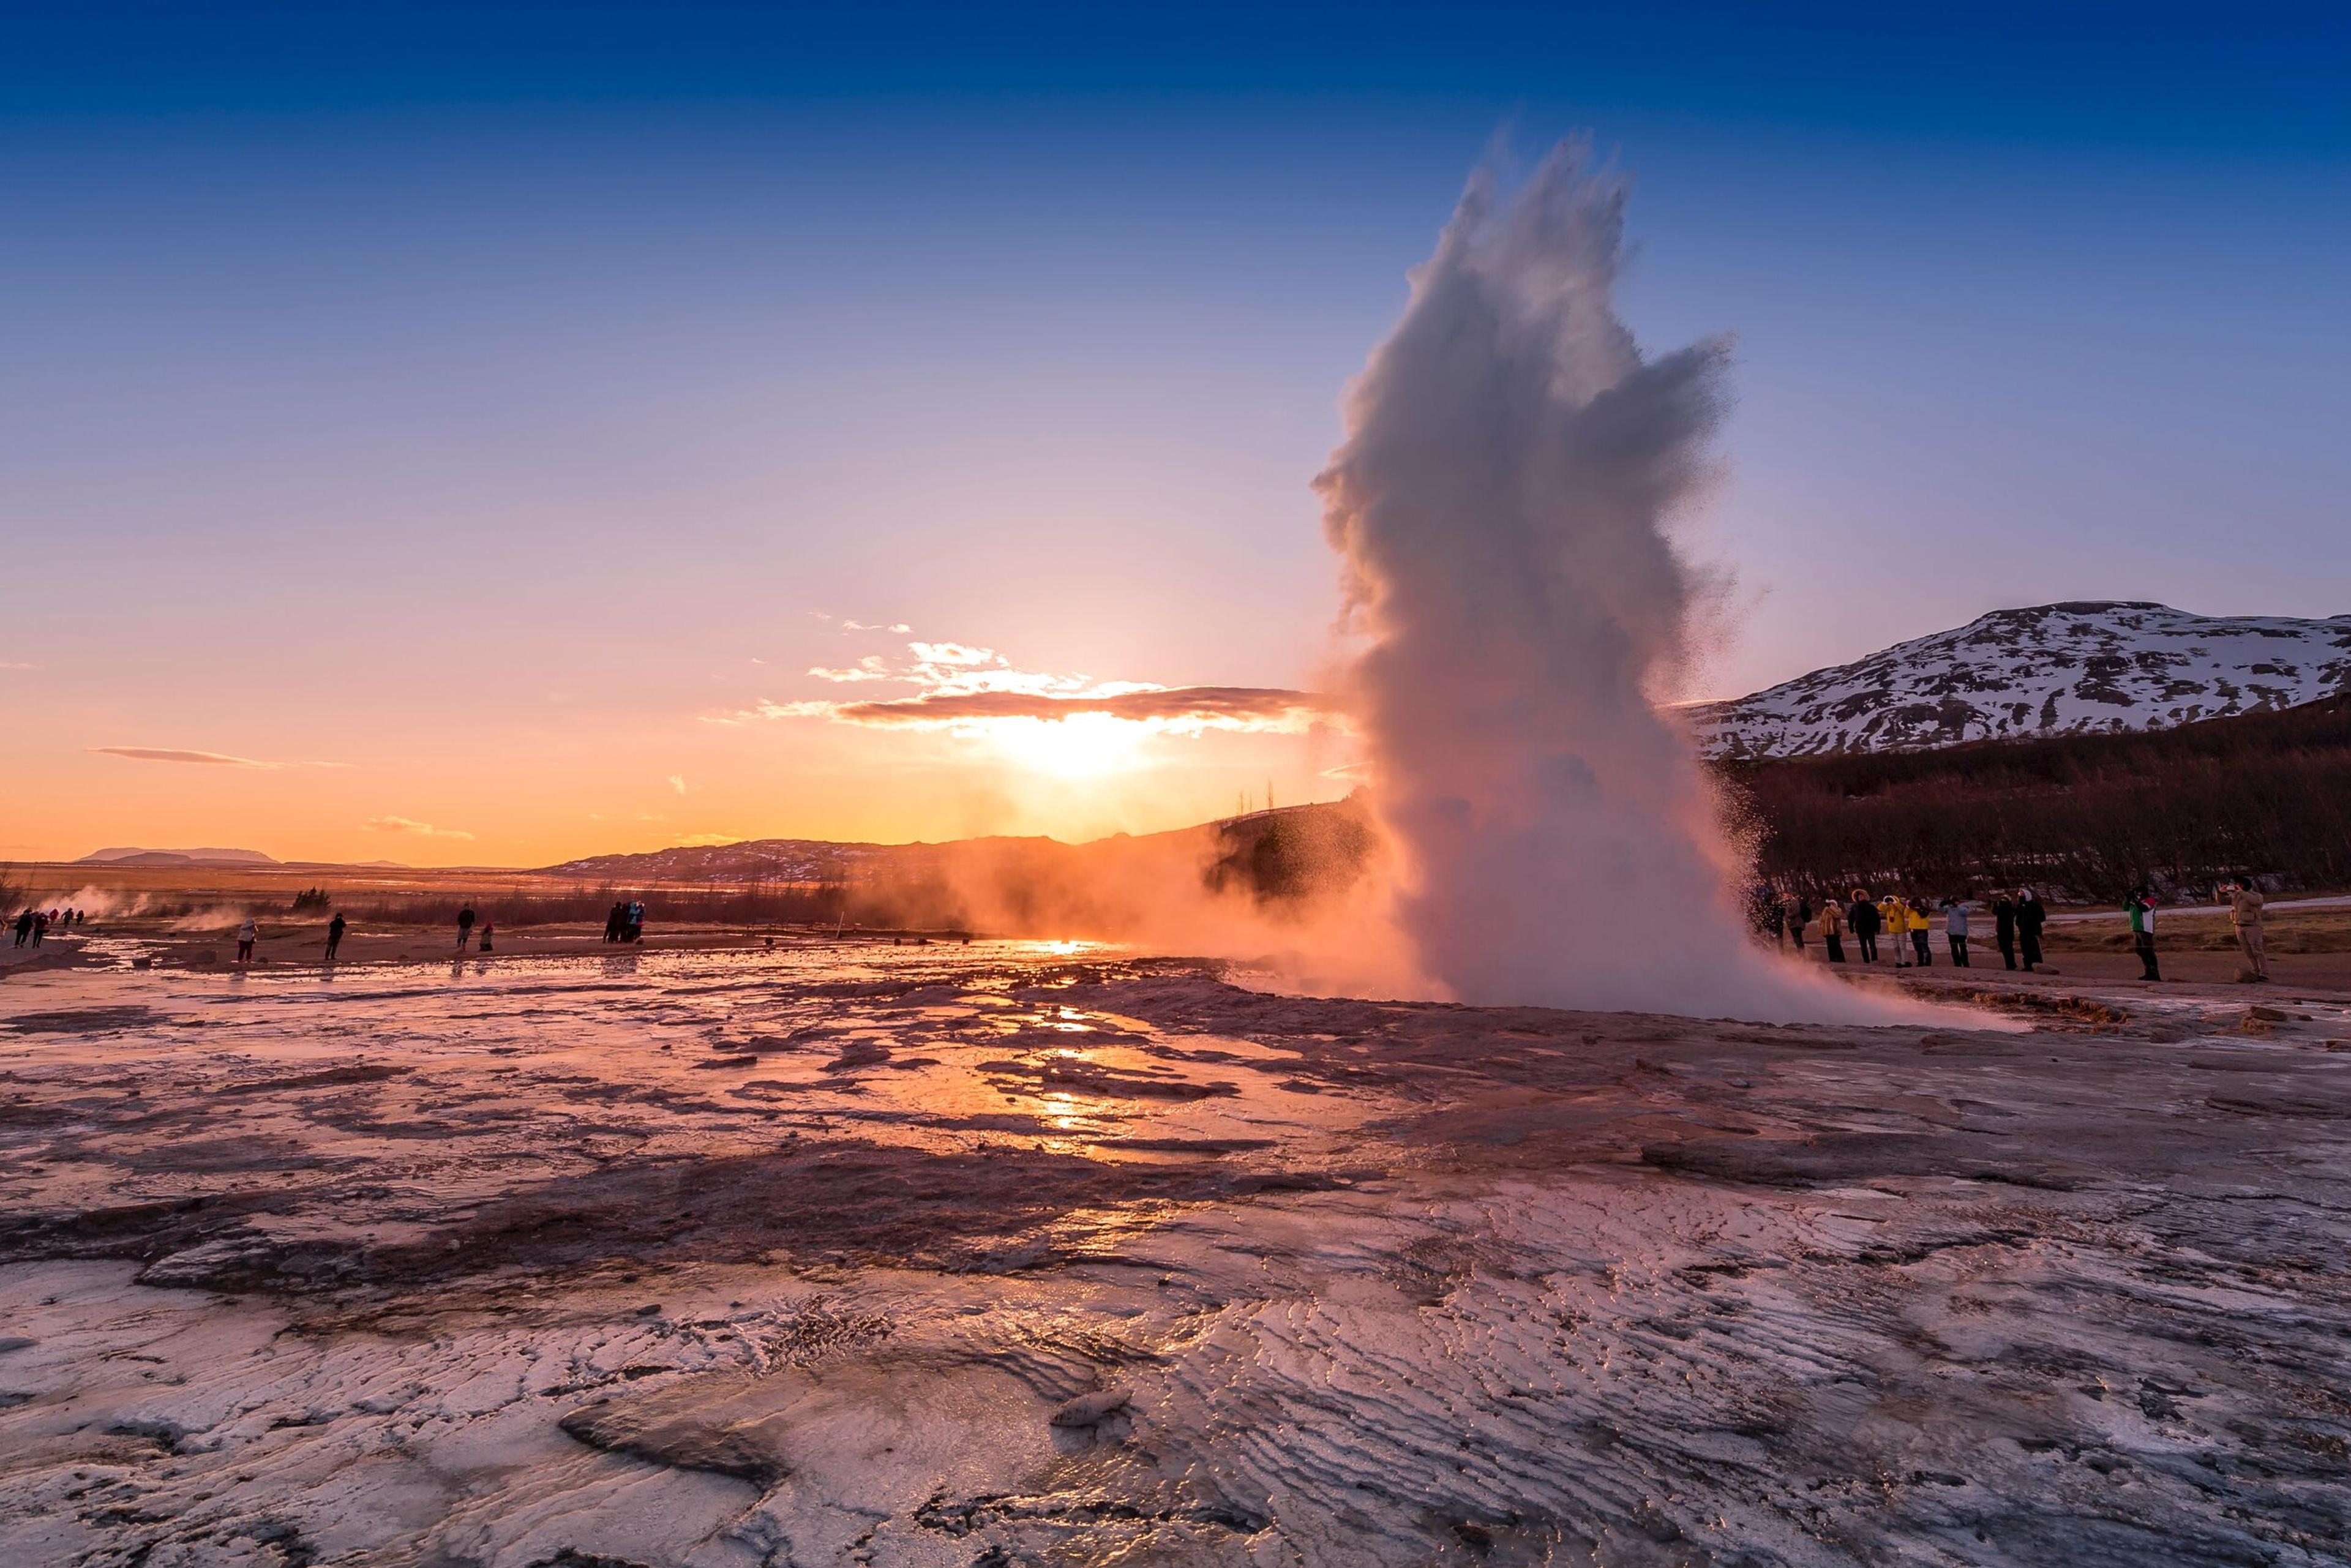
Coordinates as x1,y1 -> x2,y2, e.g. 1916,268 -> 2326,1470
10,906 -> 88,948
1757,889 -> 2047,972
1755,879 -> 2275,983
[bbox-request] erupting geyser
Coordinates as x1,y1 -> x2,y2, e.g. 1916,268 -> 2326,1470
1320,143 -> 1892,1023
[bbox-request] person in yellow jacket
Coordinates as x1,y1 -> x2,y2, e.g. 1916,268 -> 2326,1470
1907,898 -> 1933,967
1815,898 -> 1846,963
1880,895 -> 1910,966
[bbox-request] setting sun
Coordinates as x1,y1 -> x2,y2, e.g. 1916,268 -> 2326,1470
978,713 -> 1153,779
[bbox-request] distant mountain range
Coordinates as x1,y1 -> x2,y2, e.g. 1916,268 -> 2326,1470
1690,602 -> 2351,759
71,848 -> 411,869
78,846 -> 282,866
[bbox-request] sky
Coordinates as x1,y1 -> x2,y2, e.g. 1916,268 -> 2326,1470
4,1 -> 2347,865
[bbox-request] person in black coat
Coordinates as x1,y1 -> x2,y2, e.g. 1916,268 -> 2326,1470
1992,891 -> 2018,970
1848,888 -> 1880,963
2016,890 -> 2047,971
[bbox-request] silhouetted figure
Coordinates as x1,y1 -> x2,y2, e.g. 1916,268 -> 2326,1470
325,912 -> 347,961
478,920 -> 493,953
236,916 -> 257,965
456,904 -> 476,950
1788,895 -> 1810,955
11,910 -> 30,948
1993,893 -> 2018,970
626,899 -> 644,942
2016,890 -> 2047,971
604,901 -> 626,942
1848,890 -> 1880,963
2127,888 -> 2161,981
29,910 -> 48,948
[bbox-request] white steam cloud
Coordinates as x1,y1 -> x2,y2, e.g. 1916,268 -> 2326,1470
1321,143 -> 1902,1024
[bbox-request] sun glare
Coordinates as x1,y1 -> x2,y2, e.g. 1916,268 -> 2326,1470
980,713 -> 1151,778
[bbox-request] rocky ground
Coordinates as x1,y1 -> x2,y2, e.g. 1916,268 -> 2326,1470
1,939 -> 2347,1566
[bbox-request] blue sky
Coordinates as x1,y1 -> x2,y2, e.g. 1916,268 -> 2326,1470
4,1 -> 2347,858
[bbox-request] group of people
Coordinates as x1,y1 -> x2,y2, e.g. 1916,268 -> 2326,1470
1761,878 -> 2278,985
1760,888 -> 2050,971
602,900 -> 645,943
11,907 -> 87,948
454,904 -> 494,952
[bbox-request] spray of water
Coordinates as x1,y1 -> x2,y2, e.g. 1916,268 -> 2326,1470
1319,143 -> 1905,1024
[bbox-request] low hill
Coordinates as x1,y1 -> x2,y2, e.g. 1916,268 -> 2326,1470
1692,602 -> 2351,758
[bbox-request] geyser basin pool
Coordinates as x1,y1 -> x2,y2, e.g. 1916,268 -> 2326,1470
2,943 -> 2347,1566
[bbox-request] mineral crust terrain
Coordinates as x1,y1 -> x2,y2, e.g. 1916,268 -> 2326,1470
1,940 -> 2347,1567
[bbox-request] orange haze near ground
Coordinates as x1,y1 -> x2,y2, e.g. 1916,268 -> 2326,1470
1,625 -> 1356,866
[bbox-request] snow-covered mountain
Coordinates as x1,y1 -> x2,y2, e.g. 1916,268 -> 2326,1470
1692,602 -> 2351,759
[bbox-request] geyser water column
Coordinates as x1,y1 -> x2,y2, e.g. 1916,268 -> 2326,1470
1319,144 -> 1871,1023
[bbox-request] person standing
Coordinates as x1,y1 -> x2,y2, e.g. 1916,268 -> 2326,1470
2126,888 -> 2161,981
1992,891 -> 2018,970
1881,894 -> 1911,967
1817,898 -> 1846,963
626,899 -> 645,942
2229,880 -> 2269,983
1787,893 -> 1810,955
31,910 -> 48,947
11,909 -> 29,948
1942,897 -> 1971,967
235,915 -> 257,965
1908,898 -> 1933,967
2017,889 -> 2047,972
325,912 -> 347,961
456,904 -> 476,951
1849,889 -> 1879,964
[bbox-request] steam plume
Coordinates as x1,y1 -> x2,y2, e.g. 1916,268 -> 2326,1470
1320,143 -> 1891,1023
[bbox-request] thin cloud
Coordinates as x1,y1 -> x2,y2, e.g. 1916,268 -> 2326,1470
833,686 -> 1333,733
92,746 -> 274,768
707,625 -> 1339,738
89,746 -> 350,770
1,661 -> 38,671
364,816 -> 474,841
808,656 -> 896,683
669,774 -> 688,795
673,831 -> 744,847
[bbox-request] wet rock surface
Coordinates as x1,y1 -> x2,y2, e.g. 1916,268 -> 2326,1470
1,943 -> 2347,1565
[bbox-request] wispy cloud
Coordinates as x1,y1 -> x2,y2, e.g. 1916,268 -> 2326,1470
808,656 -> 896,683
90,746 -> 350,770
842,620 -> 912,634
831,686 -> 1332,733
364,816 -> 474,841
0,661 -> 37,671
91,746 -> 275,768
669,774 -> 688,795
707,628 -> 1341,741
672,831 -> 744,847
